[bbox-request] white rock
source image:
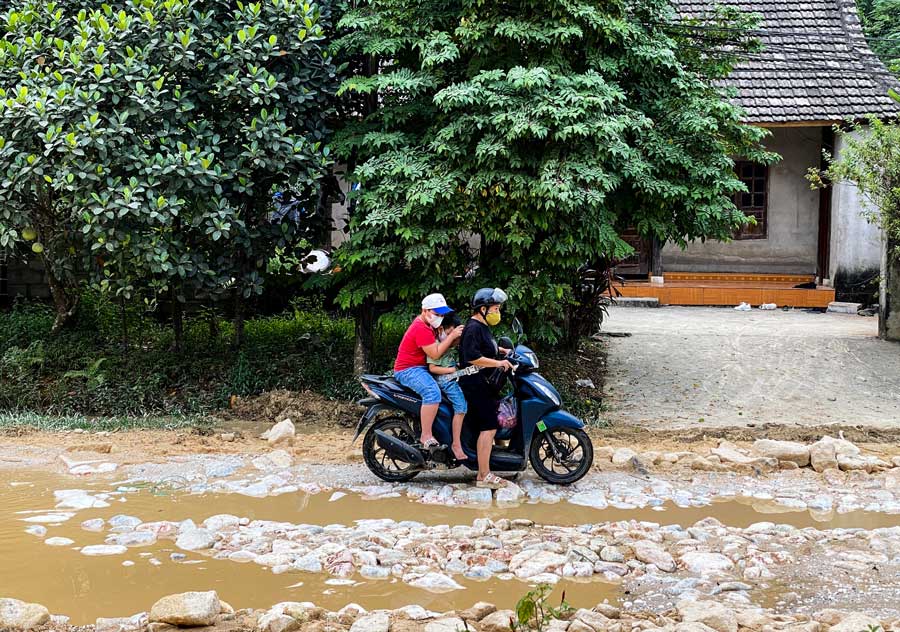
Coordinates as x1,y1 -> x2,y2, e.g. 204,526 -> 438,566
396,605 -> 440,621
569,490 -> 608,509
409,572 -> 464,592
329,492 -> 347,502
752,440 -> 810,467
54,490 -> 111,510
829,613 -> 882,632
175,528 -> 215,551
81,545 -> 128,556
202,514 -> 241,531
44,537 -> 75,546
496,482 -> 525,504
70,462 -> 118,475
262,419 -> 295,446
350,612 -> 390,632
149,591 -> 220,626
425,617 -> 467,632
810,436 -> 858,472
838,454 -> 888,473
24,526 -> 47,537
81,518 -> 106,532
107,531 -> 157,547
612,448 -> 638,465
20,512 -> 74,523
95,613 -> 148,632
633,540 -> 676,572
509,550 -> 568,578
678,599 -> 738,632
681,552 -> 734,576
0,598 -> 50,630
256,611 -> 299,632
480,611 -> 517,632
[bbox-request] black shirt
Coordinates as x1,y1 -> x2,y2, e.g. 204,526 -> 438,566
459,318 -> 498,389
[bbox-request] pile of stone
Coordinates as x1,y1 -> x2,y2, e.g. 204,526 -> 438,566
0,592 -> 894,632
598,436 -> 894,475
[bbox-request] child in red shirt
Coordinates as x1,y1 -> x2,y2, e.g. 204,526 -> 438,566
393,293 -> 463,447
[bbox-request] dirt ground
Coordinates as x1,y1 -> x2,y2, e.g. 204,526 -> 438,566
5,413 -> 900,473
601,305 -> 900,429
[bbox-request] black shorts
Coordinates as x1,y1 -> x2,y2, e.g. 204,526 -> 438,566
461,383 -> 499,432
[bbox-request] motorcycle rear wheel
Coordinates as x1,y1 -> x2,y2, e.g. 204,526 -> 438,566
362,416 -> 421,483
529,427 -> 593,485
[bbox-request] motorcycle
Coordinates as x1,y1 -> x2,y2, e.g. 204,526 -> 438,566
354,319 -> 594,485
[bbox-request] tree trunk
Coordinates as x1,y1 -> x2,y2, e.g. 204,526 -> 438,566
354,297 -> 376,375
233,290 -> 246,348
208,308 -> 220,342
120,295 -> 129,353
881,237 -> 900,341
650,236 -> 664,278
45,265 -> 78,335
171,289 -> 184,352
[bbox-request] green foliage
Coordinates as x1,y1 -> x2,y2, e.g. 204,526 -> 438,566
331,0 -> 774,343
0,0 -> 337,321
809,117 -> 900,262
858,0 -> 900,71
511,584 -> 573,632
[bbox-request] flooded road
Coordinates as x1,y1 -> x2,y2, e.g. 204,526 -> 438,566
3,469 -> 900,623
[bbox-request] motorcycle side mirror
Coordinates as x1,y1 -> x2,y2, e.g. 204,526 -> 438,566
511,318 -> 524,340
498,336 -> 514,350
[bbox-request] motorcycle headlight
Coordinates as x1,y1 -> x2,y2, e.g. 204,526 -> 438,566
523,352 -> 539,369
534,382 -> 560,406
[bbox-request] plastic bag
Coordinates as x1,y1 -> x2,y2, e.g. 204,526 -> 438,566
498,396 -> 517,429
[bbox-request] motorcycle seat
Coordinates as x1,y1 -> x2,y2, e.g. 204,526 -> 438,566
362,374 -> 423,399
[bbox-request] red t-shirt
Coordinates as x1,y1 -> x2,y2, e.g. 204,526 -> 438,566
394,317 -> 437,372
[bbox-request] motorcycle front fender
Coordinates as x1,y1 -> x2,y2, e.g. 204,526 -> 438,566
353,401 -> 393,442
524,408 -> 585,449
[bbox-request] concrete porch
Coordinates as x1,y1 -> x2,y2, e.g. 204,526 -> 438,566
614,272 -> 835,308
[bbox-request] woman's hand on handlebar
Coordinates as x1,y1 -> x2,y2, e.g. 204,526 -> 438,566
497,359 -> 515,372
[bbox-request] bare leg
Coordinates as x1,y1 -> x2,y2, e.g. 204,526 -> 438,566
419,403 -> 439,443
451,414 -> 466,460
476,430 -> 496,480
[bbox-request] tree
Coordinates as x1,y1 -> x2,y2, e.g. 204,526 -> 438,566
0,0 -> 337,343
810,118 -> 900,339
857,0 -> 900,71
330,0 -> 772,351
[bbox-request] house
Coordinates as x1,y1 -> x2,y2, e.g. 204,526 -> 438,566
615,0 -> 899,311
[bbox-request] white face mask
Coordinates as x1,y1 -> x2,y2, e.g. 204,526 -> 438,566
427,314 -> 444,329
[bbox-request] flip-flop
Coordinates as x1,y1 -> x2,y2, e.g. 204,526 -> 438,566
475,473 -> 508,489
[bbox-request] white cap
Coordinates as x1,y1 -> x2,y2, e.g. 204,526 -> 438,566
422,293 -> 453,315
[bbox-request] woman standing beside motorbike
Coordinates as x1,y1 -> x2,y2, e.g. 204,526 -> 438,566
458,288 -> 515,489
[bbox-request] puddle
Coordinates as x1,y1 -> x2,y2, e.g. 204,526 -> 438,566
2,470 -> 899,623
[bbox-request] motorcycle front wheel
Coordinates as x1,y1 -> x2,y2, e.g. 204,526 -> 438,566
362,416 -> 421,483
529,427 -> 593,485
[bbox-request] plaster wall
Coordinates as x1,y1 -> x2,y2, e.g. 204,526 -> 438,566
662,126 -> 821,274
828,129 -> 884,283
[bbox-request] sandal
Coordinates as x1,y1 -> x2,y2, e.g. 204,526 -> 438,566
420,437 -> 443,451
475,473 -> 508,489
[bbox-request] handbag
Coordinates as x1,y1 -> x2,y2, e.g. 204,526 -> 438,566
497,396 -> 517,429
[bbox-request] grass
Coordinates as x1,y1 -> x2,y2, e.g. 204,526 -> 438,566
0,410 -> 213,432
0,294 -> 608,428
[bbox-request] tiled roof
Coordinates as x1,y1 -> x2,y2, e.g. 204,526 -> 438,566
675,0 -> 900,123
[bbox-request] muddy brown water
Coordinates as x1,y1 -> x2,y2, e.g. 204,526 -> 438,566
2,471 -> 899,624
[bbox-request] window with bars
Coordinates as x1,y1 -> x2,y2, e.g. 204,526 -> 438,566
733,161 -> 768,239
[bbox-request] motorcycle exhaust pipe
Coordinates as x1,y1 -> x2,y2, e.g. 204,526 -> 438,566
374,430 -> 425,466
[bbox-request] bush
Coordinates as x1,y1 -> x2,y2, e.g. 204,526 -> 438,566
0,294 -> 383,417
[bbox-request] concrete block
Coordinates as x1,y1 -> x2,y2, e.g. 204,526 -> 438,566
827,301 -> 862,314
614,297 -> 660,308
